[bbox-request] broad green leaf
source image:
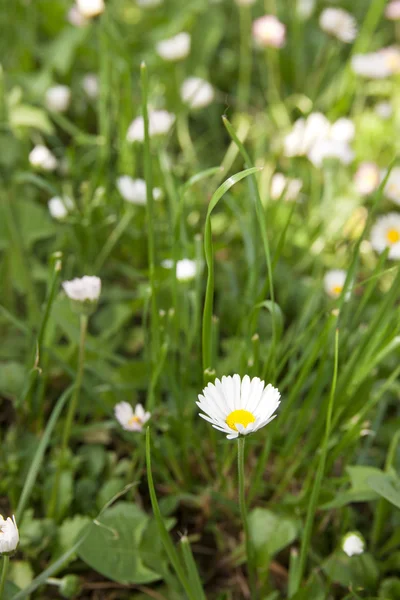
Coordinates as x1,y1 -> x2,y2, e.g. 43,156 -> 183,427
78,502 -> 163,584
248,508 -> 298,567
9,104 -> 54,134
322,551 -> 379,589
379,577 -> 400,599
368,472 -> 400,510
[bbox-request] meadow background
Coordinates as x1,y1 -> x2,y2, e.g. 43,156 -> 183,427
1,0 -> 400,598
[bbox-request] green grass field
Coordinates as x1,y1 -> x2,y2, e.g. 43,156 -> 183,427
1,0 -> 400,598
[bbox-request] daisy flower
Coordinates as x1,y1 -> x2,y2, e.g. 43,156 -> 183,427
319,8 -> 357,43
370,213 -> 400,259
117,176 -> 162,205
386,1 -> 400,20
126,110 -> 175,143
180,77 -> 214,110
76,0 -> 104,18
383,167 -> 400,205
252,15 -> 286,49
0,515 -> 19,554
29,145 -> 58,171
114,402 -> 151,432
354,162 -> 380,196
45,85 -> 71,113
197,375 -> 280,440
323,270 -> 347,298
156,32 -> 191,61
342,532 -> 365,557
48,196 -> 74,220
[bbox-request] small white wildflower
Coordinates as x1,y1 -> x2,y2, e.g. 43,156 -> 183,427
126,110 -> 175,142
176,259 -> 197,281
29,145 -> 58,171
375,101 -> 393,119
114,402 -> 150,432
383,167 -> 400,205
76,0 -> 104,18
62,276 -> 101,313
0,515 -> 19,554
370,213 -> 400,259
319,8 -> 357,43
284,113 -> 330,157
308,138 -> 354,167
82,74 -> 99,99
351,48 -> 400,78
48,196 -> 74,220
181,77 -> 215,109
270,173 -> 302,202
297,0 -> 315,19
354,162 -> 380,196
323,270 -> 348,299
252,15 -> 286,48
45,85 -> 71,113
342,533 -> 365,557
386,0 -> 400,20
67,5 -> 88,27
197,374 -> 281,440
156,32 -> 191,61
117,176 -> 162,205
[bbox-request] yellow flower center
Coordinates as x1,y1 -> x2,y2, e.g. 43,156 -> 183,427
332,285 -> 343,296
128,415 -> 140,426
226,409 -> 255,432
386,228 -> 400,244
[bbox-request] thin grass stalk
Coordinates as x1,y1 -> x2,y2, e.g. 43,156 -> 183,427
290,327 -> 339,596
202,167 -> 260,375
238,5 -> 252,111
17,385 -> 73,522
145,428 -> 197,600
141,63 -> 160,410
180,536 -> 206,600
222,116 -> 277,382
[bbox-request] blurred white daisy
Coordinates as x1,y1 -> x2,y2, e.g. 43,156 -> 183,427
117,176 -> 162,204
370,213 -> 400,259
375,101 -> 393,119
45,85 -> 71,112
176,258 -> 197,281
197,374 -> 281,440
284,112 -> 330,157
82,74 -> 99,99
270,173 -> 303,202
386,0 -> 400,20
329,118 -> 355,143
252,15 -> 286,49
323,270 -> 348,299
383,167 -> 400,205
67,5 -> 88,27
342,532 -> 365,557
126,110 -> 175,142
76,0 -> 104,18
181,77 -> 214,109
297,0 -> 315,19
319,8 -> 357,43
354,162 -> 380,196
114,402 -> 151,432
48,196 -> 74,220
0,515 -> 19,554
308,139 -> 354,167
156,32 -> 191,61
29,145 -> 58,171
351,48 -> 400,78
62,276 -> 101,302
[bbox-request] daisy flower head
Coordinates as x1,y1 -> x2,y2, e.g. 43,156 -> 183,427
370,213 -> 400,259
156,32 -> 191,61
252,15 -> 286,49
386,1 -> 400,20
270,173 -> 302,202
342,532 -> 365,557
197,375 -> 281,440
126,110 -> 175,143
82,73 -> 99,99
29,145 -> 58,171
114,402 -> 151,432
45,85 -> 71,113
62,276 -> 101,314
117,176 -> 162,205
48,196 -> 74,220
76,0 -> 105,18
319,8 -> 357,43
383,167 -> 400,205
354,162 -> 380,196
0,515 -> 19,554
180,77 -> 215,110
323,269 -> 348,298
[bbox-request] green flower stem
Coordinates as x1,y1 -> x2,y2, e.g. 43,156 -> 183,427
48,315 -> 88,519
0,555 -> 9,600
237,436 -> 257,599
